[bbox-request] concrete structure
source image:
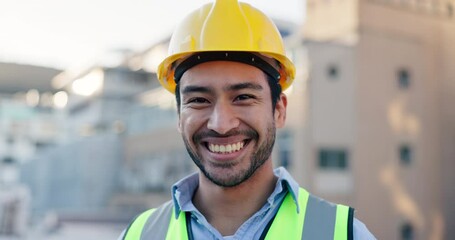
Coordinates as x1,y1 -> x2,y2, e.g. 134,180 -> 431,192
0,63 -> 60,94
0,63 -> 64,164
33,64 -> 158,216
0,63 -> 64,237
0,169 -> 30,236
300,0 -> 455,239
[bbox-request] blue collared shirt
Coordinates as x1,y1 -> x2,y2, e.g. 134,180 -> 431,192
170,167 -> 376,240
118,167 -> 376,239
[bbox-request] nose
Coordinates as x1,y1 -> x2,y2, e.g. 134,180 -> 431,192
207,101 -> 240,134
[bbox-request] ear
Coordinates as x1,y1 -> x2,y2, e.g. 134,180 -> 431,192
274,93 -> 287,128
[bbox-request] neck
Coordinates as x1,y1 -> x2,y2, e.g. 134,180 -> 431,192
193,161 -> 277,236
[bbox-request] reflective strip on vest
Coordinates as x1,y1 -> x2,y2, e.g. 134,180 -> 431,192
123,208 -> 156,240
124,188 -> 353,240
302,193 -> 348,239
123,201 -> 187,240
164,205 -> 188,240
264,188 -> 309,239
334,204 -> 350,240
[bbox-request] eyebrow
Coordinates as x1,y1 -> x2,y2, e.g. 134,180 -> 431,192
182,85 -> 213,95
181,82 -> 263,95
225,83 -> 263,92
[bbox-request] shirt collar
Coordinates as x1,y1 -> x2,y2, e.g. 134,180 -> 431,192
171,167 -> 301,219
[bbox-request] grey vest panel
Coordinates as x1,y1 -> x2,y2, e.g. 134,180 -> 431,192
140,200 -> 174,240
301,194 -> 337,239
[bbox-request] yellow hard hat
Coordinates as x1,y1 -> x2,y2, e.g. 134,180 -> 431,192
157,0 -> 296,93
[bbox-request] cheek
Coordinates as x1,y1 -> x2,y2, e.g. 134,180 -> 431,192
180,112 -> 204,136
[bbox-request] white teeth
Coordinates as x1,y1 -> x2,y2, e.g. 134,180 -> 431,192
208,142 -> 245,154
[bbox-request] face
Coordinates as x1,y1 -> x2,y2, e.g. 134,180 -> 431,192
178,61 -> 287,187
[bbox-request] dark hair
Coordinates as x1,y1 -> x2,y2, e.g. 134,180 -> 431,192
175,72 -> 282,113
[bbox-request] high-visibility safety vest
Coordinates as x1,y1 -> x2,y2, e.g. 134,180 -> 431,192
123,188 -> 354,240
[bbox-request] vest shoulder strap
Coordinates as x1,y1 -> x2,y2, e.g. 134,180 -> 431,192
123,200 -> 175,240
264,187 -> 309,240
266,188 -> 354,240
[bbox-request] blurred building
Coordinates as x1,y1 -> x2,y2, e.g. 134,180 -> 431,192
0,63 -> 64,165
34,62 -> 158,218
0,63 -> 63,236
301,0 -> 455,239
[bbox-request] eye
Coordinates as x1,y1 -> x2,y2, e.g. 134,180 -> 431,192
234,94 -> 255,101
186,97 -> 210,104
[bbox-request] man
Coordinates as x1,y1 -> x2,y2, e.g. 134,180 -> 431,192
120,0 -> 376,239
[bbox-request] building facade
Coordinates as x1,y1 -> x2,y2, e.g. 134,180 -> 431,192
301,0 -> 455,239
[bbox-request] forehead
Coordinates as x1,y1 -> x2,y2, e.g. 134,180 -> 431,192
179,61 -> 269,90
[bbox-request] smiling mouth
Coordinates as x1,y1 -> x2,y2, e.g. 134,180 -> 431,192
206,140 -> 249,154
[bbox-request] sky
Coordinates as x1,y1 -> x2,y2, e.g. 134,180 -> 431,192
0,0 -> 303,70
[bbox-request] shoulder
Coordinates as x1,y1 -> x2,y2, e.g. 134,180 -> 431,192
353,218 -> 376,240
118,200 -> 174,240
296,187 -> 376,240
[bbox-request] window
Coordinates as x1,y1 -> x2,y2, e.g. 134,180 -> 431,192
448,3 -> 453,17
279,150 -> 290,169
278,29 -> 291,38
400,222 -> 414,240
327,64 -> 339,80
2,156 -> 15,164
318,149 -> 348,170
397,69 -> 411,89
35,141 -> 51,149
277,132 -> 292,169
399,144 -> 412,166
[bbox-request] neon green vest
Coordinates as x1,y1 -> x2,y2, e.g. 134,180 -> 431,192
123,188 -> 354,240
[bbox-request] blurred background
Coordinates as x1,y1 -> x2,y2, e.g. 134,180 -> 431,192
0,0 -> 454,239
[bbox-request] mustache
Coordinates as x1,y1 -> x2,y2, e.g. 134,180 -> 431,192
193,129 -> 258,143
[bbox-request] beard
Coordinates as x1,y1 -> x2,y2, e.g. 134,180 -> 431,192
182,123 -> 276,187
